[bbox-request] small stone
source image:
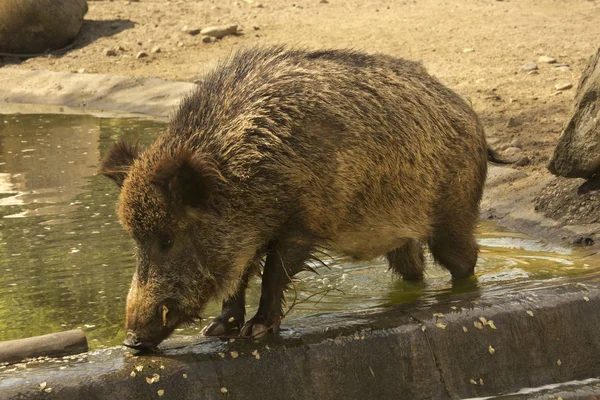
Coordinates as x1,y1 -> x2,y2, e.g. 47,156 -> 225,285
538,55 -> 557,64
521,62 -> 538,72
220,387 -> 228,394
584,296 -> 590,302
182,26 -> 201,35
506,117 -> 521,128
183,373 -> 188,379
116,45 -> 126,52
151,46 -> 161,54
230,351 -> 239,358
201,36 -> 213,43
503,147 -> 523,160
463,48 -> 474,53
488,345 -> 495,355
201,24 -> 238,38
77,68 -> 86,74
104,49 -> 117,57
557,359 -> 562,366
510,139 -> 523,148
554,82 -> 573,91
526,310 -> 534,317
136,52 -> 149,59
157,389 -> 165,397
516,156 -> 530,166
177,42 -> 184,47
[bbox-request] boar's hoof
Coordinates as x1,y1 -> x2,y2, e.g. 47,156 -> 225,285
240,316 -> 280,338
202,316 -> 243,337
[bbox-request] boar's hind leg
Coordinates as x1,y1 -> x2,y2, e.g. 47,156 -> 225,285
203,264 -> 257,336
240,243 -> 312,338
387,240 -> 425,280
428,219 -> 478,279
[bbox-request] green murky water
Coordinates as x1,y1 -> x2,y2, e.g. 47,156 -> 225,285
0,113 -> 597,350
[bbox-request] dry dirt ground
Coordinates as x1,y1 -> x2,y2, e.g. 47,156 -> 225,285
1,0 -> 599,229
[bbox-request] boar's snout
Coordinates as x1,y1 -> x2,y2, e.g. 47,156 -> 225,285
123,330 -> 155,351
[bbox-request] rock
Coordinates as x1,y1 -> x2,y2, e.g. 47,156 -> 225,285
548,48 -> 600,179
510,139 -> 523,149
77,68 -> 86,74
151,46 -> 161,54
516,156 -> 530,167
201,36 -> 213,43
104,49 -> 117,57
136,51 -> 148,59
463,48 -> 474,53
501,147 -> 523,163
200,24 -> 238,38
0,0 -> 88,54
506,118 -> 521,128
554,64 -> 571,72
538,55 -> 557,64
520,62 -> 538,72
554,82 -> 573,91
182,26 -> 201,36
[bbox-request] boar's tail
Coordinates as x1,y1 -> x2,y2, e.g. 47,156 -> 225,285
487,147 -> 516,165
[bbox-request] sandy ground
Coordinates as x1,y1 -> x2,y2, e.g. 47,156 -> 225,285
1,0 -> 599,232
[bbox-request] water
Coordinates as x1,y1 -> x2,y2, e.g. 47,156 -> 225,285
0,113 -> 597,350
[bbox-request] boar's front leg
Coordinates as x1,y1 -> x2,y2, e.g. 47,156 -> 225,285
203,267 -> 253,336
240,241 -> 312,338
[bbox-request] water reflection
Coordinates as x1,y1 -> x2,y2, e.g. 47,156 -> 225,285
0,114 -> 597,350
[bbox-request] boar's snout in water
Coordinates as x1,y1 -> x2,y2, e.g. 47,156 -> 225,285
100,46 -> 494,350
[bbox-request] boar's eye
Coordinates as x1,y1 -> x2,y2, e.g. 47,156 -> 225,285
158,235 -> 173,252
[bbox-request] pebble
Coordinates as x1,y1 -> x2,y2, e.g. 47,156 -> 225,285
182,26 -> 201,36
201,36 -> 213,43
151,46 -> 161,54
136,51 -> 149,59
538,55 -> 556,64
516,156 -> 530,166
520,62 -> 538,72
201,24 -> 238,38
463,48 -> 475,53
554,82 -> 573,91
104,49 -> 117,57
503,147 -> 523,160
506,117 -> 521,128
510,139 -> 523,149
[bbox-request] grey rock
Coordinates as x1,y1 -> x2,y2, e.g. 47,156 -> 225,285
521,62 -> 538,72
516,156 -> 530,167
549,48 -> 600,179
182,26 -> 201,36
554,82 -> 573,91
538,55 -> 557,64
200,24 -> 238,38
506,117 -> 521,128
0,0 -> 88,54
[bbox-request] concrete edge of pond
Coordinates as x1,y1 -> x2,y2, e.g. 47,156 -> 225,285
0,68 -> 196,119
1,283 -> 600,400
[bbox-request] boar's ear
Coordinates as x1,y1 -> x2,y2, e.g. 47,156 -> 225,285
152,150 -> 225,210
99,141 -> 140,187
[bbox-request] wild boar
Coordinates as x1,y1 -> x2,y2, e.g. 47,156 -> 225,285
100,46 -> 490,350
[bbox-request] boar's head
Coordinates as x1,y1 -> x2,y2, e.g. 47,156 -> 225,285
99,141 -> 239,351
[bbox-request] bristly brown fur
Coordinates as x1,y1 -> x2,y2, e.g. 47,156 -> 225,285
99,141 -> 140,187
101,45 -> 491,347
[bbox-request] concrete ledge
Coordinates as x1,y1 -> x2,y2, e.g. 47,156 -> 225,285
2,283 -> 599,399
0,68 -> 195,118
